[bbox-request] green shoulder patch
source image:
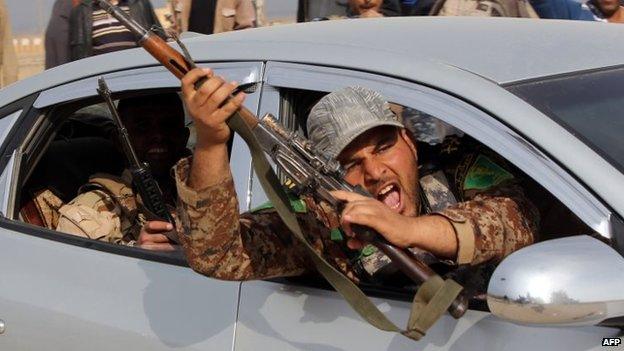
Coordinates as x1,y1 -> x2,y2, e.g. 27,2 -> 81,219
330,228 -> 344,242
250,194 -> 308,214
359,244 -> 378,258
250,201 -> 275,213
463,154 -> 514,191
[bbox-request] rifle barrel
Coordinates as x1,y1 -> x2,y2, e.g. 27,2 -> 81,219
96,78 -> 142,168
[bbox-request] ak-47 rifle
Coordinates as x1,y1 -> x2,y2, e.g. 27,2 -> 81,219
96,77 -> 178,243
94,0 -> 467,319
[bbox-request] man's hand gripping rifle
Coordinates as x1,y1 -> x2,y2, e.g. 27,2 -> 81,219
96,78 -> 178,243
255,115 -> 467,318
94,0 -> 466,319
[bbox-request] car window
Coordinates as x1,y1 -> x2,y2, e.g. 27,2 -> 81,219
507,66 -> 624,174
268,86 -> 598,309
12,89 -> 242,264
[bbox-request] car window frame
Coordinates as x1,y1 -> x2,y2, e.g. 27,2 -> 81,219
257,61 -> 613,240
253,61 -> 618,307
0,62 -> 265,267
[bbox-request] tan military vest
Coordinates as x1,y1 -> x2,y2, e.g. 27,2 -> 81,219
56,173 -> 144,244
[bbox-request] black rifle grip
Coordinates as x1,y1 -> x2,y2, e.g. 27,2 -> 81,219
132,166 -> 175,224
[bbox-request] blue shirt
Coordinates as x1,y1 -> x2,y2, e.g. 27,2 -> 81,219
529,0 -> 597,20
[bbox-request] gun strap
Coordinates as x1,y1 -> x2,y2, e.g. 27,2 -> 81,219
228,112 -> 463,341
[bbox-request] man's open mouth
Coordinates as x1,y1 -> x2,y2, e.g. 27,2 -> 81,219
377,183 -> 402,212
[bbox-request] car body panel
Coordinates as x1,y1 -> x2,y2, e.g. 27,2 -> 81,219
235,280 -> 619,351
0,224 -> 240,351
33,63 -> 262,109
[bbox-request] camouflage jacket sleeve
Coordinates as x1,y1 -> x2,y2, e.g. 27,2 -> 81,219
174,157 -> 355,281
436,179 -> 539,266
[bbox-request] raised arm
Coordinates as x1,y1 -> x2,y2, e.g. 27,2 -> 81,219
175,69 -> 319,280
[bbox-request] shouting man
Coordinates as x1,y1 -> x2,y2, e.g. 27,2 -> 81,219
173,69 -> 539,288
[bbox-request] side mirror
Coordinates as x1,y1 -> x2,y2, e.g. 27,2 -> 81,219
487,235 -> 624,326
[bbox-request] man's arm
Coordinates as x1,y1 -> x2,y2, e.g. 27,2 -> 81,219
180,68 -> 241,190
331,190 -> 458,258
175,158 -> 315,280
436,181 -> 539,265
332,180 -> 538,266
176,69 -> 330,280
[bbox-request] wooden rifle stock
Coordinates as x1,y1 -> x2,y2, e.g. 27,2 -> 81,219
141,34 -> 192,80
139,33 -> 260,128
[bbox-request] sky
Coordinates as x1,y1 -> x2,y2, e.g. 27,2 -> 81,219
5,0 -> 297,35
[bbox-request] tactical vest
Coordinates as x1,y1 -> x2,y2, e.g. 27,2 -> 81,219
56,173 -> 145,243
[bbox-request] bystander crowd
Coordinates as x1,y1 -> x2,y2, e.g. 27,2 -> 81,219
346,0 -> 402,17
45,0 -> 76,69
399,0 -> 437,15
587,0 -> 624,22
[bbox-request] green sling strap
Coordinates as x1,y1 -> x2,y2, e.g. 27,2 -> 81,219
229,112 -> 464,341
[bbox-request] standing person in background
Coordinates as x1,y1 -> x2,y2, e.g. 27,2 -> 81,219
347,0 -> 402,17
45,0 -> 79,69
69,0 -> 161,61
0,0 -> 17,87
399,0 -> 437,15
587,0 -> 624,22
528,0 -> 596,20
179,0 -> 255,35
298,0 -> 402,21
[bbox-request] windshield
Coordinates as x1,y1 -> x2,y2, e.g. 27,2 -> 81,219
507,67 -> 624,173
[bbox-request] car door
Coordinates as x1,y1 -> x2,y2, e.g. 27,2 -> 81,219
0,62 -> 263,350
234,62 -> 622,350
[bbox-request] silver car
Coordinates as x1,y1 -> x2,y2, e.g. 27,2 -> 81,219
0,17 -> 622,350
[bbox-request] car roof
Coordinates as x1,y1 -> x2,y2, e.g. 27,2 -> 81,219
3,17 -> 624,223
2,17 -> 624,107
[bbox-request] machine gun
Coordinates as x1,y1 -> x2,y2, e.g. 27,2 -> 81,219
94,0 -> 467,320
96,77 -> 178,243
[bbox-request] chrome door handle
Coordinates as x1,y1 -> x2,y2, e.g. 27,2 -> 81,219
0,319 -> 5,334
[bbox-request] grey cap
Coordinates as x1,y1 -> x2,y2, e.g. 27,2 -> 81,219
307,86 -> 403,160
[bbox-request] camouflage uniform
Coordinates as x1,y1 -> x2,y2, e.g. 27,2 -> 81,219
175,136 -> 539,289
55,171 -> 169,245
